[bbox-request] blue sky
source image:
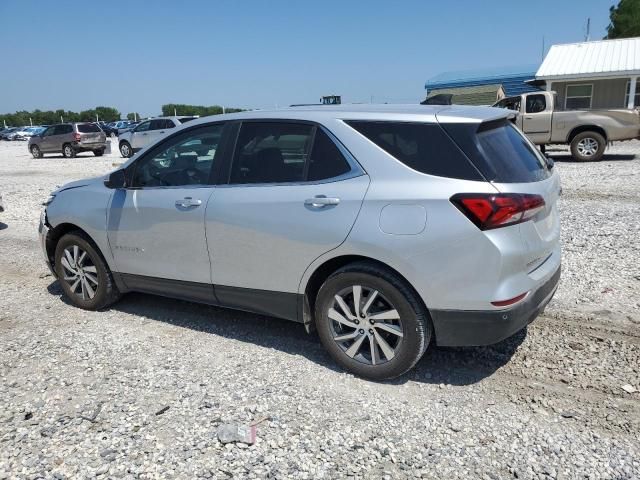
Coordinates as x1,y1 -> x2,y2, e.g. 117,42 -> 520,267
0,0 -> 612,116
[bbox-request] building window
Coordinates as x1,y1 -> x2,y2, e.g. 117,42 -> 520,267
565,84 -> 592,110
625,80 -> 640,107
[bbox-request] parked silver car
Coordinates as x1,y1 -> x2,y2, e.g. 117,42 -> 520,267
118,116 -> 196,158
39,105 -> 561,379
29,123 -> 107,158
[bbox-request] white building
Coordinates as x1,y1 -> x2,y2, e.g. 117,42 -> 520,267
535,36 -> 640,110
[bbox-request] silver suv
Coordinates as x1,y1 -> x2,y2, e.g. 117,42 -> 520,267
39,105 -> 561,380
118,116 -> 196,158
28,123 -> 107,158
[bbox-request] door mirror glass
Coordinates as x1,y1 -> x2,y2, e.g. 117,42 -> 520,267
104,169 -> 126,189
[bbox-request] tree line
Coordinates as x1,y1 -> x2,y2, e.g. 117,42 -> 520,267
1,104 -> 244,127
161,104 -> 244,116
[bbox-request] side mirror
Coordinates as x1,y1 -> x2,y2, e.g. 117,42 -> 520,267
104,169 -> 126,189
545,156 -> 554,170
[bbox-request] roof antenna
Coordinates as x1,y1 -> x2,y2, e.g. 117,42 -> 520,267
585,17 -> 591,41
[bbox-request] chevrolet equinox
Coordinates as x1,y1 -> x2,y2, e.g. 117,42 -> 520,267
39,105 -> 561,380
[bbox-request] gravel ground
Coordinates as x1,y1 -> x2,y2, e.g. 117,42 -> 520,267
0,139 -> 639,479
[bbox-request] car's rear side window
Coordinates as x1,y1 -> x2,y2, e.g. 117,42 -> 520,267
441,120 -> 550,183
307,129 -> 351,181
345,121 -> 483,181
77,123 -> 101,133
178,117 -> 197,124
230,122 -> 312,184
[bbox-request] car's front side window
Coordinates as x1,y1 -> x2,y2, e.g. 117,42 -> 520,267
135,121 -> 151,132
131,124 -> 225,188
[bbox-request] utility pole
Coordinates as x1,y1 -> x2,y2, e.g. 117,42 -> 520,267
585,18 -> 591,41
222,106 -> 226,114
174,108 -> 177,116
60,115 -> 64,123
30,118 -> 33,126
134,112 -> 137,122
96,114 -> 99,122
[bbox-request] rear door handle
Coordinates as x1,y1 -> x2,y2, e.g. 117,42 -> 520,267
304,196 -> 340,208
175,197 -> 202,208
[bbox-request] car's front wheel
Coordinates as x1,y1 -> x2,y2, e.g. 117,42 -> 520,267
30,145 -> 42,158
119,141 -> 132,158
315,262 -> 432,380
54,232 -> 121,310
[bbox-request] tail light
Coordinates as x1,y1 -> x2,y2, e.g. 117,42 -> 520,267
450,193 -> 545,230
72,132 -> 81,141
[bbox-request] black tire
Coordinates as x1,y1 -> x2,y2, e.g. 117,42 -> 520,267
314,262 -> 432,380
62,143 -> 76,158
30,145 -> 43,158
119,141 -> 132,158
54,232 -> 121,310
570,131 -> 606,162
93,149 -> 104,157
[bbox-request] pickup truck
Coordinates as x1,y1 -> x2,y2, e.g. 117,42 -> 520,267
493,91 -> 640,161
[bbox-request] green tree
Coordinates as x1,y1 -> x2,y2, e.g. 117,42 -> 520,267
161,104 -> 244,117
126,112 -> 140,121
0,106 -> 121,127
605,0 -> 640,39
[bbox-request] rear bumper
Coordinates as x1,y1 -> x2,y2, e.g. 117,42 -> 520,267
73,141 -> 107,151
431,266 -> 560,346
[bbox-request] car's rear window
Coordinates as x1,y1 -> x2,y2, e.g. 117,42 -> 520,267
77,124 -> 101,133
441,120 -> 550,183
345,121 -> 483,181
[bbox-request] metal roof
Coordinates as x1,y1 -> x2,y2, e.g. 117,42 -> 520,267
536,37 -> 640,80
425,65 -> 540,96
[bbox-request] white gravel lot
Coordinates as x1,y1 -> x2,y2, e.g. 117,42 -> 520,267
0,138 -> 638,479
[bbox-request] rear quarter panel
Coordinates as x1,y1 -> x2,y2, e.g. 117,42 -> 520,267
550,109 -> 640,142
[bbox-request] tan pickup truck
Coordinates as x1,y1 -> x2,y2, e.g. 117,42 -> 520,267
493,91 -> 640,161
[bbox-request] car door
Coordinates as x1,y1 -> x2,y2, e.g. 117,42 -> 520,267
49,124 -> 72,152
130,120 -> 152,149
522,93 -> 552,144
39,126 -> 56,151
205,121 -> 369,317
107,122 -> 228,298
148,119 -> 174,144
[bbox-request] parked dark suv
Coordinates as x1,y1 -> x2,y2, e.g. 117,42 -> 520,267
28,123 -> 108,158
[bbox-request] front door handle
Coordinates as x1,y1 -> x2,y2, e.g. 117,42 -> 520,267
175,197 -> 202,208
304,196 -> 340,208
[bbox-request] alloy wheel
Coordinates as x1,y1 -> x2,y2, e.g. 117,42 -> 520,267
577,137 -> 598,157
60,245 -> 99,300
64,145 -> 74,157
120,143 -> 130,157
31,146 -> 40,157
328,285 -> 404,365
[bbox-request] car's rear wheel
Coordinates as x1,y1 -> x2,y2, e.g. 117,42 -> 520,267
30,145 -> 42,158
570,131 -> 605,162
315,262 -> 432,380
62,143 -> 76,158
119,141 -> 132,158
93,149 -> 104,157
54,232 -> 121,310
